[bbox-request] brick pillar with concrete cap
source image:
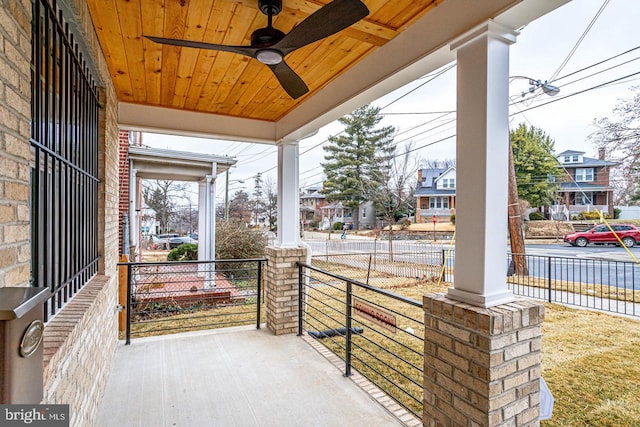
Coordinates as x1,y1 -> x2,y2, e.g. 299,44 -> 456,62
264,141 -> 308,334
422,21 -> 546,426
423,295 -> 544,426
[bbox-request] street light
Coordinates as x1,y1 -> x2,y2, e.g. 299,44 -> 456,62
510,76 -> 560,97
224,169 -> 244,220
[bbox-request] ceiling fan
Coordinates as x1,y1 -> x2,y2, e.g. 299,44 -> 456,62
146,0 -> 369,99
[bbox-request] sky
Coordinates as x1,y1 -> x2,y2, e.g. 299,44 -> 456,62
142,0 -> 640,201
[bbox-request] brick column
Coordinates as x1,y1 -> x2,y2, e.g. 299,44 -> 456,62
117,130 -> 130,253
423,294 -> 544,427
264,246 -> 307,335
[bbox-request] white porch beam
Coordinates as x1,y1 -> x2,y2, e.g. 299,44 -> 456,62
276,142 -> 300,248
447,21 -> 518,308
198,173 -> 216,260
128,165 -> 138,260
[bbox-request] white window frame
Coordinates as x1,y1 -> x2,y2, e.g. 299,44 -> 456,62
429,197 -> 449,209
575,192 -> 593,205
575,168 -> 594,182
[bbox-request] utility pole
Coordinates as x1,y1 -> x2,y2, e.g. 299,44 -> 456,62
224,170 -> 230,221
508,140 -> 528,275
506,75 -> 559,276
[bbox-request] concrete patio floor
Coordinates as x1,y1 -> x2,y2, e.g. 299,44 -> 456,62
96,326 -> 412,427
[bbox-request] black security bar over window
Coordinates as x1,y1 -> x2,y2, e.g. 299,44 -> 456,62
31,0 -> 100,320
298,262 -> 424,420
123,259 -> 266,343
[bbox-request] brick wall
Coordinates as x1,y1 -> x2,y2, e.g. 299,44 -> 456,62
97,89 -> 119,277
33,0 -> 121,425
264,246 -> 307,335
118,131 -> 130,254
42,275 -> 117,427
0,0 -> 33,288
423,294 -> 544,426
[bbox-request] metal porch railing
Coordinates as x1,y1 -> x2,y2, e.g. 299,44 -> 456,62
122,258 -> 266,343
297,262 -> 424,419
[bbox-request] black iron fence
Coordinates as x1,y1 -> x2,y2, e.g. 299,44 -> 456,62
123,259 -> 266,343
441,249 -> 639,317
298,262 -> 424,419
310,245 -> 639,318
506,253 -> 639,317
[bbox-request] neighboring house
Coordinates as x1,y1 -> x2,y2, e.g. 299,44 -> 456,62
319,201 -> 347,230
300,186 -> 328,226
415,167 -> 456,223
304,186 -> 377,230
140,203 -> 159,236
553,149 -> 618,219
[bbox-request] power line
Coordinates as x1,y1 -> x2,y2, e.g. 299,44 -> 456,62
549,0 -> 611,82
249,40 -> 640,184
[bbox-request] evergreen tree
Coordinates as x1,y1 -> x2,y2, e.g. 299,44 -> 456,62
322,105 -> 396,228
510,123 -> 561,207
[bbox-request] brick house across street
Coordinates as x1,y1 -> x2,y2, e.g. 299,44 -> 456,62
415,167 -> 456,223
553,148 -> 618,219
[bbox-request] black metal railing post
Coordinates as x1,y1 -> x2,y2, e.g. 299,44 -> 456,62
298,263 -> 303,336
441,249 -> 446,282
256,260 -> 263,329
547,256 -> 552,303
125,263 -> 132,345
345,280 -> 352,377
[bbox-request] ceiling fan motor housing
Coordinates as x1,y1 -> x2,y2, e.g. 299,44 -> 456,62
251,26 -> 285,47
259,0 -> 283,16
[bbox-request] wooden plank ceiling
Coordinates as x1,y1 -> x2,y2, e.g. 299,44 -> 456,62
86,0 -> 442,122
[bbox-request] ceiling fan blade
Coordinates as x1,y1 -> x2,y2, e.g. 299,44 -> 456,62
267,61 -> 309,99
145,36 -> 258,59
275,0 -> 369,54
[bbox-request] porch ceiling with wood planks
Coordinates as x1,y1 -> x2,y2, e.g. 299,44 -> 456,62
87,0 -> 570,144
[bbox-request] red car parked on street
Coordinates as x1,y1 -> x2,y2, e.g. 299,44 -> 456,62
563,224 -> 640,247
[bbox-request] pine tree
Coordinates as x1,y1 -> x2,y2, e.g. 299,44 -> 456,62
510,123 -> 560,207
322,105 -> 396,229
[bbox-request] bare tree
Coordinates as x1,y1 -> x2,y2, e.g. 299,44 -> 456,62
227,189 -> 252,223
421,158 -> 456,169
252,173 -> 264,227
142,180 -> 189,233
369,143 -> 420,259
262,175 -> 278,231
589,86 -> 640,204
